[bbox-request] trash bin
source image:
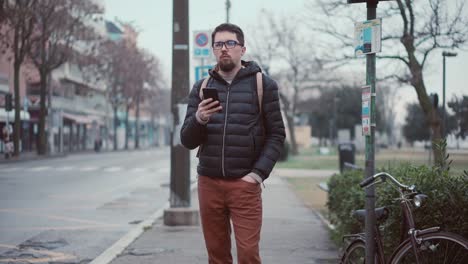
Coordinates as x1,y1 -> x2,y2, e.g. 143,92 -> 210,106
338,143 -> 355,173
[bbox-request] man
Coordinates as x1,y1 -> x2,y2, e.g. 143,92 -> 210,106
180,23 -> 285,264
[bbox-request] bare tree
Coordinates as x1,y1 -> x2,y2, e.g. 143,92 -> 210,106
133,51 -> 162,149
0,0 -> 37,157
307,0 -> 468,164
89,39 -> 129,150
249,12 -> 325,155
28,0 -> 101,155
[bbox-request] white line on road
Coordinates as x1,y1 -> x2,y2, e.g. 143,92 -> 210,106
56,166 -> 74,171
29,166 -> 51,172
103,167 -> 122,172
0,167 -> 21,172
129,168 -> 146,173
80,167 -> 99,172
89,182 -> 198,264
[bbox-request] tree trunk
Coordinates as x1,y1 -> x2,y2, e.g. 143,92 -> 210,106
37,70 -> 48,155
135,95 -> 140,149
428,108 -> 444,164
279,93 -> 298,155
124,104 -> 129,150
113,106 -> 117,150
407,54 -> 444,165
285,112 -> 298,155
13,61 -> 21,156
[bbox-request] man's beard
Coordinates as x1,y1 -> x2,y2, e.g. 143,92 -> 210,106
218,58 -> 236,72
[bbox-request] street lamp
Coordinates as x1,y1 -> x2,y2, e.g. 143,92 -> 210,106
442,51 -> 457,138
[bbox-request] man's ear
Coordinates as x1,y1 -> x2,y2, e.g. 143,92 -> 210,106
241,46 -> 246,56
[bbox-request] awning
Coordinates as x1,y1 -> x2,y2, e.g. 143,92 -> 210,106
0,108 -> 30,122
62,112 -> 93,124
62,112 -> 105,125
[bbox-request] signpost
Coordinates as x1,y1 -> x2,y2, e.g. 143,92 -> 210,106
347,1 -> 393,263
354,19 -> 382,56
193,31 -> 211,59
193,30 -> 214,82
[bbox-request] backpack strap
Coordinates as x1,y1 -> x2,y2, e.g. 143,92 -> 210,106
199,77 -> 211,100
256,72 -> 263,114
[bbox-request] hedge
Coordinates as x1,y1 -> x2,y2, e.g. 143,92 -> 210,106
327,164 -> 468,255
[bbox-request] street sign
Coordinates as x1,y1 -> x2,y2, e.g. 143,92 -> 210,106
354,19 -> 381,56
195,65 -> 213,82
193,31 -> 212,58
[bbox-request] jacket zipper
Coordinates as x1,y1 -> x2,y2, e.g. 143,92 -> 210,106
221,84 -> 231,177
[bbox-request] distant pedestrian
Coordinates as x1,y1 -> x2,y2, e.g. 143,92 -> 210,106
2,125 -> 12,159
180,23 -> 286,264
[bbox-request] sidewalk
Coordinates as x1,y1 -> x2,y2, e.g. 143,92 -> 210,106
102,170 -> 340,264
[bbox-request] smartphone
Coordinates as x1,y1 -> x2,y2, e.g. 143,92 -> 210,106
203,88 -> 219,102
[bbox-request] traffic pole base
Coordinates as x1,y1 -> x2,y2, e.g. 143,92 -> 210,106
163,207 -> 199,226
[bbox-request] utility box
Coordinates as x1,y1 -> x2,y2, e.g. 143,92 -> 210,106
338,143 -> 355,173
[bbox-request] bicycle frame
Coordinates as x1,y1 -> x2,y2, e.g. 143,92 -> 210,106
390,190 -> 442,263
362,172 -> 443,264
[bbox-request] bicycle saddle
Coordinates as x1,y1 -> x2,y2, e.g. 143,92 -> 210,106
353,207 -> 389,223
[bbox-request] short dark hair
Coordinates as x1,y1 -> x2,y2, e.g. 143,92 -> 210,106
211,23 -> 245,46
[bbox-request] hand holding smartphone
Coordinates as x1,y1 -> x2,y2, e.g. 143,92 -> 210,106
202,88 -> 219,103
203,88 -> 222,112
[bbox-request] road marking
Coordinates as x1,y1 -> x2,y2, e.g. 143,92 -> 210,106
129,168 -> 146,173
0,243 -> 76,263
80,167 -> 98,172
56,166 -> 74,171
29,166 -> 51,172
103,167 -> 122,172
0,167 -> 20,172
0,224 -> 122,231
0,208 -> 116,225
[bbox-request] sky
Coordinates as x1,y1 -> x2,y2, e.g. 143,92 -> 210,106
104,0 -> 468,123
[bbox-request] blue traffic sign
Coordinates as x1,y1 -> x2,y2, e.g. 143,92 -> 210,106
193,31 -> 212,59
195,65 -> 213,82
195,33 -> 209,47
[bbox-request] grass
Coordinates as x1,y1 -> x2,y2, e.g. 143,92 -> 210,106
285,176 -> 330,216
281,147 -> 468,218
277,147 -> 468,174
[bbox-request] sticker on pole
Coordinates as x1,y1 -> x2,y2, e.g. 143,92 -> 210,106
193,31 -> 212,58
362,85 -> 371,136
354,19 -> 381,56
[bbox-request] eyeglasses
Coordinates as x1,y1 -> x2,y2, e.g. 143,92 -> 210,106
212,40 -> 243,50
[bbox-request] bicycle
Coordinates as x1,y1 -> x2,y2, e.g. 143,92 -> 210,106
340,172 -> 468,263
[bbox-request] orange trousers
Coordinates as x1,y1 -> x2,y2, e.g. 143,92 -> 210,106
198,175 -> 263,264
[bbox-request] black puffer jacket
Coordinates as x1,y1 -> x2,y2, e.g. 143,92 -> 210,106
180,61 -> 285,181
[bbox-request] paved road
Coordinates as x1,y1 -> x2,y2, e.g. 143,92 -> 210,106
0,147 -> 195,264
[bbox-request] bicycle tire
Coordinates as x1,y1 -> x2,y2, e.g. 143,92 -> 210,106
390,231 -> 468,264
341,240 -> 366,264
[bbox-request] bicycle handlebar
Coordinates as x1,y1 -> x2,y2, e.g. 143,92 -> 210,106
359,172 -> 414,192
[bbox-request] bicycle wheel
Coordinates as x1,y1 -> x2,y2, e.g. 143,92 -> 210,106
341,240 -> 366,264
390,231 -> 468,264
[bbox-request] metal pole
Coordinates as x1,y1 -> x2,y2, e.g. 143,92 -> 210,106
170,0 -> 190,208
442,55 -> 446,138
365,1 -> 377,263
226,0 -> 231,23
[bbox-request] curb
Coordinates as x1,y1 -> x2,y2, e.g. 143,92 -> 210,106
89,182 -> 198,264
